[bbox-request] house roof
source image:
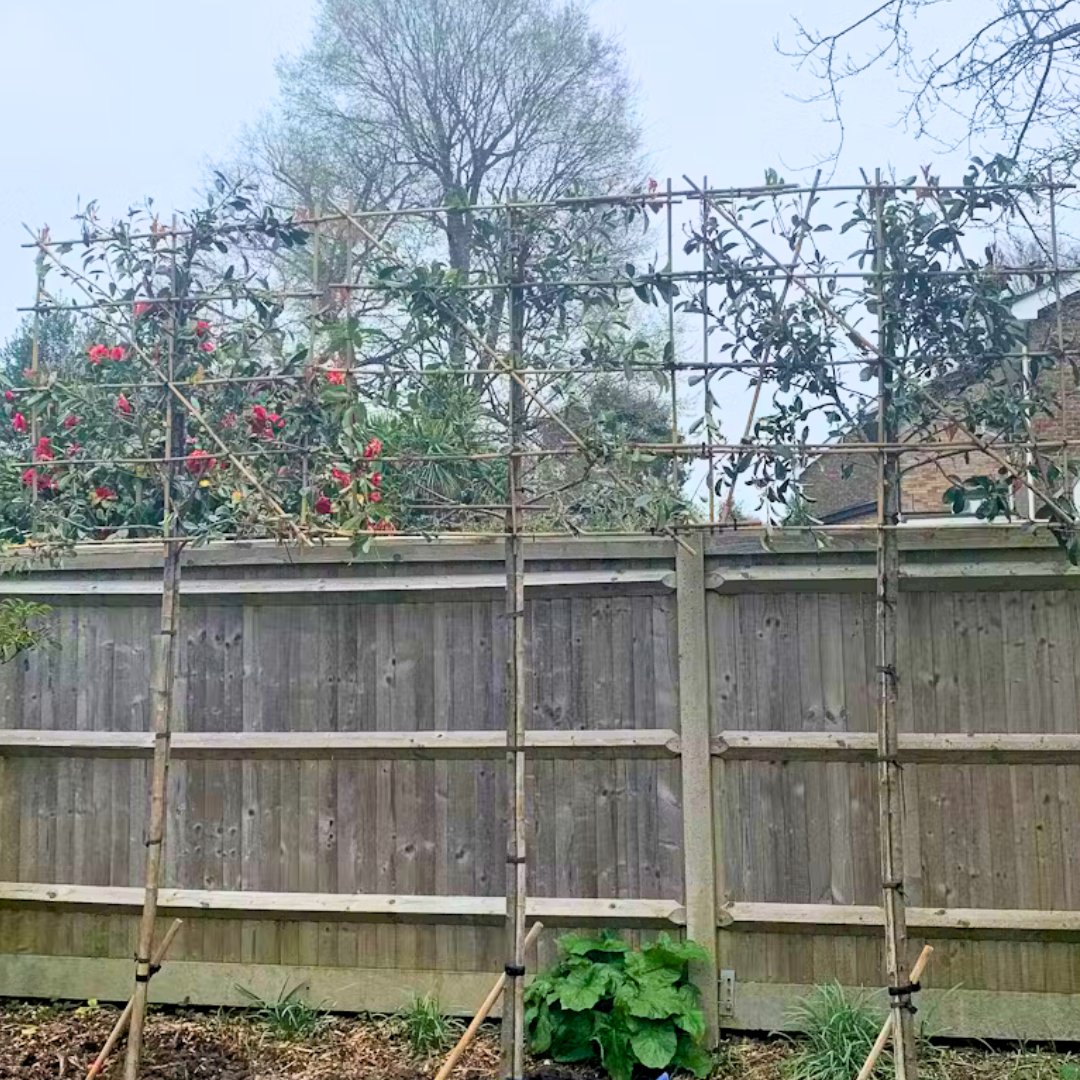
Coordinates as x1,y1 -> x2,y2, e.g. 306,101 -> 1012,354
1009,272 -> 1080,321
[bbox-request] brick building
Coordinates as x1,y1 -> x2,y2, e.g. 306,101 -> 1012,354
800,276 -> 1080,523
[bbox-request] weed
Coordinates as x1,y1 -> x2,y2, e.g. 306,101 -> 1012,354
393,993 -> 463,1059
235,979 -> 329,1040
782,983 -> 886,1080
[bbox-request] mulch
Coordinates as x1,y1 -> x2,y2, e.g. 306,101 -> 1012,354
1,1002 -> 1076,1080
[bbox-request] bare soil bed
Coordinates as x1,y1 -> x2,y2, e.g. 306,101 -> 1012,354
0,1002 -> 1075,1080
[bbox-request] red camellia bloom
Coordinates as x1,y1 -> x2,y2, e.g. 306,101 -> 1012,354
4,390 -> 14,403
249,405 -> 268,435
314,495 -> 333,514
21,467 -> 52,492
363,437 -> 383,459
116,394 -> 133,415
11,412 -> 27,433
373,518 -> 395,533
332,467 -> 352,489
109,346 -> 125,361
195,321 -> 210,337
269,412 -> 285,429
369,490 -> 382,503
221,411 -> 237,430
34,437 -> 53,462
325,368 -> 346,385
134,301 -> 153,317
185,448 -> 217,477
94,487 -> 116,501
199,340 -> 215,353
370,471 -> 382,488
62,414 -> 80,430
87,344 -> 109,364
65,440 -> 82,456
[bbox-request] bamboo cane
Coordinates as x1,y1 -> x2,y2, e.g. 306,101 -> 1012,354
854,945 -> 934,1080
435,921 -> 544,1080
86,919 -> 184,1080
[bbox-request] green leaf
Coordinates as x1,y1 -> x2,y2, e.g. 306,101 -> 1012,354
528,1002 -> 554,1053
592,1016 -> 635,1080
628,1020 -> 677,1069
559,932 -> 629,957
673,1033 -> 713,1077
558,963 -> 613,1011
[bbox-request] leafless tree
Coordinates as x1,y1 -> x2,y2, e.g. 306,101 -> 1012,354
246,0 -> 642,275
783,1 -> 1080,166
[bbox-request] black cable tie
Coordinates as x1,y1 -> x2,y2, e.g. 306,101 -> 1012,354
504,963 -> 526,977
149,963 -> 162,977
887,981 -> 921,996
506,854 -> 527,864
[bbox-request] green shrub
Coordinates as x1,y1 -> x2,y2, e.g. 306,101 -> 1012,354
524,931 -> 712,1080
782,982 -> 885,1080
394,993 -> 463,1059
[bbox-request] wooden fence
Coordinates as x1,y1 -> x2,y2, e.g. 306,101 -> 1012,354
1,529 -> 1079,1040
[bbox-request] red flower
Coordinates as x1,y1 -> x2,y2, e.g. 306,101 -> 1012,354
195,321 -> 210,338
87,344 -> 109,364
370,471 -> 382,488
109,346 -> 125,361
314,495 -> 333,515
325,368 -> 346,385
65,440 -> 82,457
134,301 -> 153,317
90,486 -> 117,508
269,412 -> 285,429
4,390 -> 14,403
116,394 -> 133,415
373,518 -> 395,533
332,467 -> 353,489
199,340 -> 215,353
249,405 -> 268,435
368,490 -> 382,503
34,437 -> 53,462
11,412 -> 27,433
218,459 -> 229,470
221,411 -> 237,430
363,437 -> 383,459
647,177 -> 658,193
62,414 -> 80,430
185,449 -> 217,477
21,468 -> 52,492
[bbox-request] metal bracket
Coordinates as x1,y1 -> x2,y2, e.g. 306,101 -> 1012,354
718,969 -> 735,1015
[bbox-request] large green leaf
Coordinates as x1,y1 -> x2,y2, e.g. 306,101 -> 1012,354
559,931 -> 630,957
673,1032 -> 713,1078
627,1020 -> 677,1069
558,962 -> 613,1011
640,932 -> 710,970
550,1010 -> 596,1063
592,1016 -> 636,1080
527,1002 -> 554,1054
615,973 -> 686,1020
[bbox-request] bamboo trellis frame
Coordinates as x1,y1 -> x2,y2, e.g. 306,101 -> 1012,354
11,174 -> 1080,1080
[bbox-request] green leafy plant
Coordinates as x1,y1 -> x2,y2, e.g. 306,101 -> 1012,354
781,982 -> 885,1080
0,598 -> 51,663
393,993 -> 463,1059
235,979 -> 329,1040
524,931 -> 712,1080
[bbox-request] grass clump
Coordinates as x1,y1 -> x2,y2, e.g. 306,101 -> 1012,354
782,982 -> 886,1080
236,979 -> 330,1040
393,993 -> 464,1059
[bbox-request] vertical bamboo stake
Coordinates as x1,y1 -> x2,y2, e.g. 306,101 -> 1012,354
501,203 -> 528,1080
124,217 -> 185,1080
666,179 -> 679,495
872,172 -> 918,1080
29,241 -> 44,515
303,205 -> 321,525
701,176 -> 715,522
1048,169 -> 1070,491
